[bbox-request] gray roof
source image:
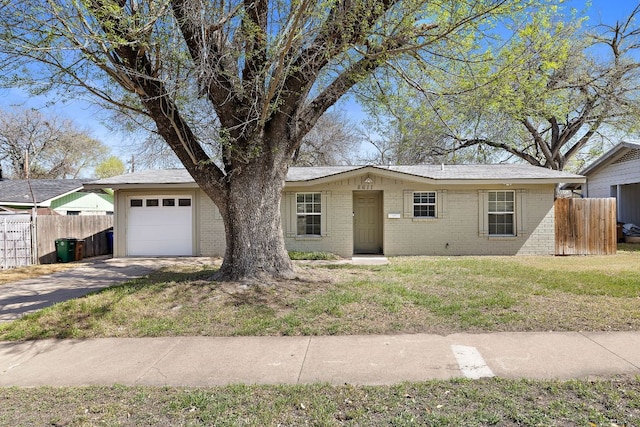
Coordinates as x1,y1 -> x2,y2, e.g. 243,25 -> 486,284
287,164 -> 584,182
0,179 -> 84,205
87,169 -> 196,186
579,141 -> 640,176
86,164 -> 584,188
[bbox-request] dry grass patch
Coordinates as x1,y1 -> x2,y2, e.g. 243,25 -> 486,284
1,253 -> 639,340
0,263 -> 76,285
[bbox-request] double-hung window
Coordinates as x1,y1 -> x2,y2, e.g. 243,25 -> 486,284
488,191 -> 515,235
413,192 -> 436,218
296,193 -> 321,236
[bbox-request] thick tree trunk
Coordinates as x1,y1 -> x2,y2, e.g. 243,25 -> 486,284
212,161 -> 295,282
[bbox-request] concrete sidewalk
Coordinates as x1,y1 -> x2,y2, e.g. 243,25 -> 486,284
1,257 -> 639,387
1,332 -> 639,387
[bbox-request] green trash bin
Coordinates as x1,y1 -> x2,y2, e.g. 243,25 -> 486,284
55,238 -> 77,263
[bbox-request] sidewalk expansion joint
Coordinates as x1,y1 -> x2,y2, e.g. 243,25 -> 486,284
579,332 -> 640,371
296,337 -> 312,384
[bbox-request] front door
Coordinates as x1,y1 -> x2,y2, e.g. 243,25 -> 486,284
353,191 -> 382,254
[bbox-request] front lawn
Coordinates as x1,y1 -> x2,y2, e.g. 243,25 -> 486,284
1,377 -> 639,426
1,251 -> 639,340
1,251 -> 639,426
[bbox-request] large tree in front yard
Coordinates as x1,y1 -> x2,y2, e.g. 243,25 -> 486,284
0,0 -> 530,280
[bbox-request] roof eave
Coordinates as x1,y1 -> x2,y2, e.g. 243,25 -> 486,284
580,142 -> 640,176
0,201 -> 38,207
286,165 -> 585,186
83,182 -> 200,190
437,178 -> 585,185
45,186 -> 85,205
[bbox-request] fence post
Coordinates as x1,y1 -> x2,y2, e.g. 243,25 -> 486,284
31,209 -> 38,265
2,218 -> 6,269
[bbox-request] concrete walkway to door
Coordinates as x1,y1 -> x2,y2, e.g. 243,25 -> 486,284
351,256 -> 389,265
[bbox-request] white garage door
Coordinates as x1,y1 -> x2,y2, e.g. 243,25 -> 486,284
127,196 -> 193,256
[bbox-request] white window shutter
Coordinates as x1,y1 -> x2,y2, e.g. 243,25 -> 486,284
321,191 -> 330,236
437,190 -> 447,218
478,190 -> 488,236
517,190 -> 527,235
285,192 -> 296,237
403,190 -> 414,218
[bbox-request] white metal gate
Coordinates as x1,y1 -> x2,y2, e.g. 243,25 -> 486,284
1,216 -> 32,269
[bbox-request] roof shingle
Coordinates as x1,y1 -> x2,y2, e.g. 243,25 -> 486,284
86,164 -> 584,187
0,180 -> 84,205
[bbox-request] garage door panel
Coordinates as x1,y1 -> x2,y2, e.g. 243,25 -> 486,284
128,238 -> 192,256
133,225 -> 192,241
127,196 -> 193,256
131,207 -> 191,225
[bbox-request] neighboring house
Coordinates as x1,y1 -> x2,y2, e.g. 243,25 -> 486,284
0,179 -> 114,215
86,165 -> 584,258
565,142 -> 640,225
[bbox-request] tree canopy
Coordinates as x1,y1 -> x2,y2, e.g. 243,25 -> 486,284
0,107 -> 109,179
95,155 -> 126,178
293,110 -> 360,166
357,4 -> 640,170
0,0 -> 544,280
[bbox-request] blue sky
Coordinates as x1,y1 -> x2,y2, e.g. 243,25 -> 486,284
0,0 -> 637,162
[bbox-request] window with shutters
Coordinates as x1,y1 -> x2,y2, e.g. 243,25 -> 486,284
296,193 -> 322,236
413,192 -> 437,218
488,191 -> 515,235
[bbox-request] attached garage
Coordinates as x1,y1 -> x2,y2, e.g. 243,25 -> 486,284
126,195 -> 193,256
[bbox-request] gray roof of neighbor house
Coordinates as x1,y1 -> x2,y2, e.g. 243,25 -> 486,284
85,164 -> 584,189
578,141 -> 640,176
0,179 -> 84,206
561,142 -> 640,191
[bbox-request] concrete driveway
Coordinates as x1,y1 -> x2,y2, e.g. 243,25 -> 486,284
0,257 -> 218,323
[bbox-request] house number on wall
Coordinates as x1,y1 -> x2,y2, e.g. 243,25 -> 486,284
357,184 -> 374,190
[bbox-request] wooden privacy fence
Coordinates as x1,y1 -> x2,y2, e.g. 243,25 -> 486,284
36,215 -> 113,264
555,197 -> 617,255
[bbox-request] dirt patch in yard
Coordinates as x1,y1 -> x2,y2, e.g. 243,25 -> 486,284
1,257 -> 639,340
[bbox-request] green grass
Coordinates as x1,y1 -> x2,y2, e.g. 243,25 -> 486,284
288,250 -> 339,260
0,377 -> 638,426
1,253 -> 639,340
1,254 -> 639,425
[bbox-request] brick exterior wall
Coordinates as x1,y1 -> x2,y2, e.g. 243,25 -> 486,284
279,176 -> 556,257
115,174 -> 558,258
198,191 -> 226,256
